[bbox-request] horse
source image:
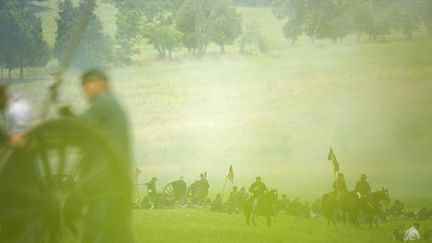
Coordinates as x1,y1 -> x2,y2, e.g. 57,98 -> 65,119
351,188 -> 391,228
321,191 -> 357,225
244,190 -> 278,226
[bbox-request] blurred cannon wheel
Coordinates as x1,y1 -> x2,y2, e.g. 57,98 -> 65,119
161,182 -> 177,207
0,118 -> 131,243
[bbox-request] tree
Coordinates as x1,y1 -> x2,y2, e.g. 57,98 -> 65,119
176,0 -> 242,55
391,0 -> 421,40
239,21 -> 268,54
112,0 -> 183,60
272,0 -> 307,45
421,0 -> 432,38
0,0 -> 49,80
55,0 -> 113,69
208,1 -> 242,54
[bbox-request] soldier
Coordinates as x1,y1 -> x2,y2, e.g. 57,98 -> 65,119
227,186 -> 240,213
249,176 -> 268,198
333,173 -> 348,200
198,173 -> 209,204
0,84 -> 32,147
81,70 -> 131,164
79,70 -> 133,242
145,177 -> 158,209
355,174 -> 371,198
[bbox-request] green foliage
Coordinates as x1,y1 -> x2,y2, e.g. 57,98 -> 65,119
208,1 -> 242,54
176,0 -> 242,56
239,21 -> 268,54
55,0 -> 113,69
272,0 -> 429,45
0,0 -> 49,79
112,0 -> 184,60
421,0 -> 432,38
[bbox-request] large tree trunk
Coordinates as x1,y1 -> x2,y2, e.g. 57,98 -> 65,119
0,66 -> 3,80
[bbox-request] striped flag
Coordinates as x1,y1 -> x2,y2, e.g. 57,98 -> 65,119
328,147 -> 340,173
226,165 -> 234,184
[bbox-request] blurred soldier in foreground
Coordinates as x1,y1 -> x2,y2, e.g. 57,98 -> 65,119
0,83 -> 32,147
333,173 -> 347,200
145,177 -> 158,209
81,70 -> 131,164
80,70 -> 133,242
355,174 -> 371,198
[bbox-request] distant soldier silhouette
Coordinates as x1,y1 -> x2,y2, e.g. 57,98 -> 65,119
227,186 -> 240,213
145,177 -> 158,209
249,176 -> 268,210
355,174 -> 371,198
333,173 -> 347,200
198,173 -> 209,203
249,176 -> 268,198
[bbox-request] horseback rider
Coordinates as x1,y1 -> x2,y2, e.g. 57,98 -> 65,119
333,173 -> 348,200
249,176 -> 268,199
355,174 -> 371,198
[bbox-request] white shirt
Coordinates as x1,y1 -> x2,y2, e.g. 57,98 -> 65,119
1,95 -> 32,134
404,227 -> 421,241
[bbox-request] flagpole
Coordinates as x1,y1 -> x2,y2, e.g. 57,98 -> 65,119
221,163 -> 231,196
222,177 -> 228,195
135,174 -> 140,200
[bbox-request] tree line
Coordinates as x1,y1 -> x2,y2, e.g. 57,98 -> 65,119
1,0 -> 431,80
272,0 -> 432,45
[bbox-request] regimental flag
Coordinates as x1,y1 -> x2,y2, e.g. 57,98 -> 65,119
328,147 -> 340,173
226,165 -> 234,184
135,167 -> 142,178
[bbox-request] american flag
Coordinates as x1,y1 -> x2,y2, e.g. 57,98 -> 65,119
226,165 -> 234,184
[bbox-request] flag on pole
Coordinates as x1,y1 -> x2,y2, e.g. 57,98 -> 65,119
328,147 -> 340,173
226,164 -> 234,184
135,167 -> 142,178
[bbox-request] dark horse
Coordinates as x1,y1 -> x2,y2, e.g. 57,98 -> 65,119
321,191 -> 358,225
322,188 -> 390,227
244,190 -> 278,226
351,188 -> 390,228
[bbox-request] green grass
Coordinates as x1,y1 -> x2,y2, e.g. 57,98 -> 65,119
132,209 -> 431,243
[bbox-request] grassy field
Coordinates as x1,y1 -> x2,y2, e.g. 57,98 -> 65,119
131,208 -> 431,243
